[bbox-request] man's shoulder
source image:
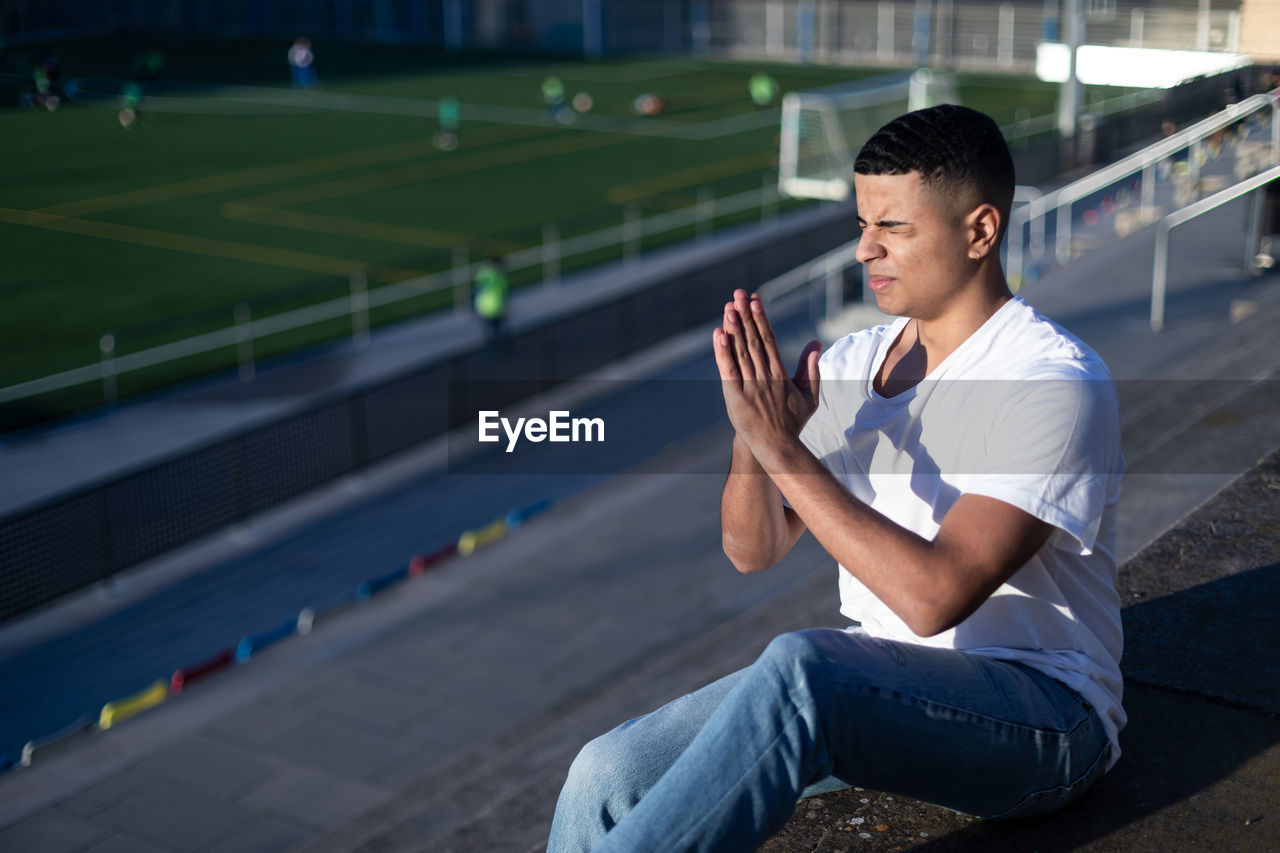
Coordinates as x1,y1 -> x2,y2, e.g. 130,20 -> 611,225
990,298 -> 1112,382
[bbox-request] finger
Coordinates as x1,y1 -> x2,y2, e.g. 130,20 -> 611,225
749,293 -> 785,379
733,290 -> 772,380
712,327 -> 742,384
724,300 -> 754,380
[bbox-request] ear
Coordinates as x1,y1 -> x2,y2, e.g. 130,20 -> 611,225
965,203 -> 1002,261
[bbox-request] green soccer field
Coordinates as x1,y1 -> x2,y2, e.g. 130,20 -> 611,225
0,38 -> 1076,431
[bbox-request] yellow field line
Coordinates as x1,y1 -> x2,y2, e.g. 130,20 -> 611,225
607,151 -> 774,204
226,206 -> 524,253
0,207 -> 421,281
232,130 -> 634,212
38,123 -> 547,218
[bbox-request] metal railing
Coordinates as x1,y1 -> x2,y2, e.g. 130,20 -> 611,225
760,236 -> 862,322
1150,164 -> 1280,332
0,180 -> 791,408
1007,91 -> 1280,282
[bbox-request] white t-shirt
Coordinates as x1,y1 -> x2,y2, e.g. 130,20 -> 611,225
798,296 -> 1126,768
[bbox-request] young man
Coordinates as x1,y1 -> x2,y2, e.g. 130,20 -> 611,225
548,105 -> 1124,852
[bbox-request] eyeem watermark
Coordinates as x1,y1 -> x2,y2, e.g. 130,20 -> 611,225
478,410 -> 605,453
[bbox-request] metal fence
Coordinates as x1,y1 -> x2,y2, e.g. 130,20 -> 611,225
0,201 -> 858,623
0,181 -> 790,409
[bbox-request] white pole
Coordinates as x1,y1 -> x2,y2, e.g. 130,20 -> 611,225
697,187 -> 714,241
625,205 -> 641,262
1007,209 -> 1025,286
825,258 -> 842,319
1056,199 -> 1072,265
349,271 -> 369,344
761,172 -> 777,226
1245,190 -> 1263,272
452,245 -> 470,312
1227,11 -> 1240,53
998,4 -> 1014,68
1058,0 -> 1084,146
1130,8 -> 1144,47
235,303 -> 255,382
877,1 -> 894,62
1196,0 -> 1210,52
1031,196 -> 1046,259
1151,222 -> 1169,332
767,0 -> 783,57
99,333 -> 117,405
543,222 -> 561,285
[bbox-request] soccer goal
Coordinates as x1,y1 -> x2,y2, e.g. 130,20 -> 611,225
779,68 -> 960,201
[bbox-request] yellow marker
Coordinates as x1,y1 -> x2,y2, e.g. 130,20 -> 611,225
98,680 -> 168,730
458,518 -> 507,556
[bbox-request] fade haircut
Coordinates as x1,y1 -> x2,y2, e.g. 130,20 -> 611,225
854,104 -> 1015,237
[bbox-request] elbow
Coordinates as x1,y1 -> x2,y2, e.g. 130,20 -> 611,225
905,613 -> 951,639
901,600 -> 964,639
722,534 -> 772,574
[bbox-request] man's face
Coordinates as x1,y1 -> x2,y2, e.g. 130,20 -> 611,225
853,171 -> 975,321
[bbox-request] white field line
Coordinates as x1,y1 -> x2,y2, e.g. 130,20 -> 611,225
496,62 -> 707,83
62,78 -> 775,140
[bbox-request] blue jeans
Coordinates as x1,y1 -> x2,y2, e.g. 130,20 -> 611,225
548,628 -> 1110,853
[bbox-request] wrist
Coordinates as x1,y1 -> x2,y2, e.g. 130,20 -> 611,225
752,434 -> 808,476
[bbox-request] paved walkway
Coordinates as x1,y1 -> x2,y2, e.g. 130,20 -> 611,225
1,136 -> 1278,851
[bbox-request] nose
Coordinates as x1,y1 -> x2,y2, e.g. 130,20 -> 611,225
855,229 -> 883,265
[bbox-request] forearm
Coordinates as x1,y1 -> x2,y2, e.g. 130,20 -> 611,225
721,436 -> 801,573
756,438 -> 959,635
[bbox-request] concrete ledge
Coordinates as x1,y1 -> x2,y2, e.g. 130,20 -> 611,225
762,446 -> 1280,852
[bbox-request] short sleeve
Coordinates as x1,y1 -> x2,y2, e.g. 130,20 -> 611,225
960,375 -> 1122,554
783,354 -> 847,509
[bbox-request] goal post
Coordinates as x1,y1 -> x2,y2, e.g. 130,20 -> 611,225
779,68 -> 960,201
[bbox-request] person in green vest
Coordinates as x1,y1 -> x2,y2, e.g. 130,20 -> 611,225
541,75 -> 571,123
435,94 -> 461,150
472,255 -> 510,340
748,71 -> 779,107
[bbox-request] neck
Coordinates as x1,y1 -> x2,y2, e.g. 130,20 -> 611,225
914,269 -> 1012,368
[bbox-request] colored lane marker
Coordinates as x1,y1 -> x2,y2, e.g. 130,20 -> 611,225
505,498 -> 552,529
170,649 -> 234,695
458,518 -> 507,556
408,542 -> 457,576
355,565 -> 409,601
21,714 -> 95,766
99,680 -> 168,730
235,615 -> 301,664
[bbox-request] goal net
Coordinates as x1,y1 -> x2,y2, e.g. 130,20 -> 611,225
779,68 -> 960,201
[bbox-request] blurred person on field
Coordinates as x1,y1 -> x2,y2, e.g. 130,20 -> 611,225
472,255 -> 510,341
288,37 -> 317,90
748,71 -> 779,107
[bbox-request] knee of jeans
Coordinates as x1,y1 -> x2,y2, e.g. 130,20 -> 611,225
565,728 -> 642,802
757,630 -> 830,700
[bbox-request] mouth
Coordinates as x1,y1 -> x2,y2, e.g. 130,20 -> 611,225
867,275 -> 895,293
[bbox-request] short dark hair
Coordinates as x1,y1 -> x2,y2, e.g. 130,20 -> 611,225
854,104 -> 1014,234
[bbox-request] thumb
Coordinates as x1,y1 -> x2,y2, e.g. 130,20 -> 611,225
807,345 -> 821,402
794,339 -> 822,395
